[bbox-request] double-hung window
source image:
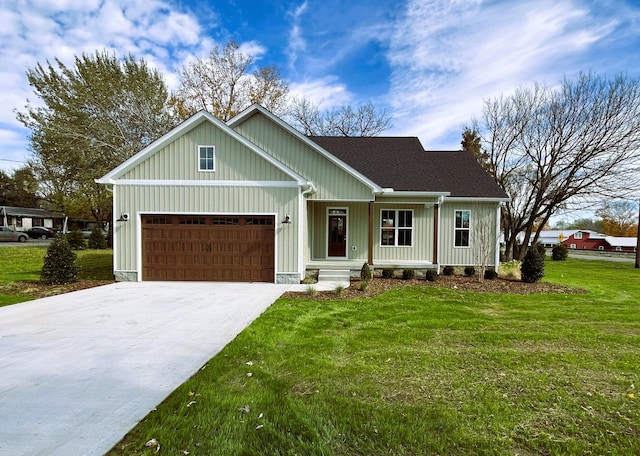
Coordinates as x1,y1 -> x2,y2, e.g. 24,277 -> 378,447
199,146 -> 215,171
381,209 -> 413,246
454,210 -> 470,247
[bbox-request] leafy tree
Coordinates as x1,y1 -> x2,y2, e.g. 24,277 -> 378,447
561,218 -> 605,232
41,235 -> 78,285
474,72 -> 640,260
461,128 -> 489,170
288,98 -> 392,137
0,168 -> 40,207
596,201 -> 639,236
16,51 -> 178,222
174,41 -> 289,120
551,243 -> 569,261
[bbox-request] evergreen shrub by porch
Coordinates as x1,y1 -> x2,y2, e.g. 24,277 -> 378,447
382,268 -> 394,279
402,269 -> 415,280
41,235 -> 78,285
66,229 -> 86,250
425,269 -> 438,282
552,243 -> 569,261
464,266 -> 476,277
521,245 -> 545,283
360,262 -> 372,282
442,265 -> 455,276
535,242 -> 547,259
88,226 -> 108,249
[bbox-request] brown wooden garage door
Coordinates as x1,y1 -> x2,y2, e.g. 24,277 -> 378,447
142,215 -> 275,282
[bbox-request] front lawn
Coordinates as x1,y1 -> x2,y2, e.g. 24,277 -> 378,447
108,259 -> 640,455
0,246 -> 114,306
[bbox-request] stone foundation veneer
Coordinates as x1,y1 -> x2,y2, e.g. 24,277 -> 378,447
114,271 -> 138,282
276,273 -> 301,284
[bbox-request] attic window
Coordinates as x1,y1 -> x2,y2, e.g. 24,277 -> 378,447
199,146 -> 215,171
574,232 -> 583,239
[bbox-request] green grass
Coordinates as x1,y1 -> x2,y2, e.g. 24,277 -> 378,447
0,246 -> 113,306
107,258 -> 640,455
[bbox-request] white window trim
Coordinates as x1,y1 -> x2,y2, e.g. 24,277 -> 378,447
574,231 -> 583,239
198,145 -> 216,172
570,243 -> 576,249
380,209 -> 413,247
454,209 -> 471,248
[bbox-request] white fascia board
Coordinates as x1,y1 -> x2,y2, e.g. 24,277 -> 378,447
377,191 -> 450,198
111,179 -> 300,188
97,110 -> 307,186
228,104 -> 383,193
443,196 -> 511,203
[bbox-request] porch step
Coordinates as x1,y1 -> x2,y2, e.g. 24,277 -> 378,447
317,269 -> 351,288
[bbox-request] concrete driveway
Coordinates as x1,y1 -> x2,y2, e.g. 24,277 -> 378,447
0,281 -> 289,456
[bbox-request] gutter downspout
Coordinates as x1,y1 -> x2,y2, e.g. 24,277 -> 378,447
299,182 -> 316,281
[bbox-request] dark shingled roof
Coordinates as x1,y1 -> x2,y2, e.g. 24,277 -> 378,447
308,136 -> 508,198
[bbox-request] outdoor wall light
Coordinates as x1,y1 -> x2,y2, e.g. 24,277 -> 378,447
117,212 -> 130,222
282,214 -> 291,224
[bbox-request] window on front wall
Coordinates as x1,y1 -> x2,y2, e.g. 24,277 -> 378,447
198,146 -> 215,171
454,210 -> 470,247
574,231 -> 583,239
381,209 -> 413,246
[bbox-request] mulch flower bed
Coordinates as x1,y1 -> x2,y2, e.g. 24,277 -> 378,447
282,274 -> 585,300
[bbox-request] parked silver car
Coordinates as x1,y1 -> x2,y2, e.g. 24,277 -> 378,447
0,227 -> 28,242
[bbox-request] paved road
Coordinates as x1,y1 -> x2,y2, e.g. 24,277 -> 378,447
0,281 -> 289,456
568,252 -> 636,263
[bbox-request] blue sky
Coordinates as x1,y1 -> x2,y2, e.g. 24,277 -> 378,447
1,0 -> 640,178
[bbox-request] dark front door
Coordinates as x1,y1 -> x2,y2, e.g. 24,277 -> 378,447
328,214 -> 347,257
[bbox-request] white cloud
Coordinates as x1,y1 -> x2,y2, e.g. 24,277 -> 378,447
289,76 -> 352,108
286,1 -> 308,71
386,0 -> 626,149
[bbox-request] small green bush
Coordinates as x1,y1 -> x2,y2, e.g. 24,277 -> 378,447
551,243 -> 569,261
464,266 -> 476,277
484,269 -> 498,280
41,235 -> 78,285
534,242 -> 547,259
381,268 -> 394,279
360,262 -> 372,282
425,270 -> 438,282
442,265 -> 455,276
66,229 -> 86,250
358,280 -> 370,292
88,226 -> 108,249
334,284 -> 345,297
402,269 -> 415,280
521,246 -> 545,283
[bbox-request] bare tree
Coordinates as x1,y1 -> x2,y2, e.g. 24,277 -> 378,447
174,41 -> 289,121
596,200 -> 639,236
473,73 -> 640,260
471,204 -> 500,282
288,98 -> 392,136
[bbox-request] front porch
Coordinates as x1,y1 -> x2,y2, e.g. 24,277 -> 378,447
305,259 -> 438,279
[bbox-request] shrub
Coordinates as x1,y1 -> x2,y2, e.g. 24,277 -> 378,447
464,266 -> 476,277
425,269 -> 438,282
334,284 -> 345,297
358,280 -> 370,292
66,229 -> 86,250
41,235 -> 78,285
500,260 -> 521,280
402,269 -> 415,280
442,265 -> 455,276
551,243 -> 569,261
360,262 -> 372,282
484,269 -> 498,280
534,242 -> 547,259
305,285 -> 317,296
381,268 -> 394,279
87,226 -> 108,249
521,246 -> 545,283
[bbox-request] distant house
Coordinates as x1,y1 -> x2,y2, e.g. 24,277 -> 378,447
97,104 -> 509,283
538,229 -> 637,253
0,206 -> 65,232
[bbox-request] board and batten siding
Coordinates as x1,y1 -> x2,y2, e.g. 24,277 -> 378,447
114,185 -> 299,280
233,113 -> 374,201
439,202 -> 499,266
121,121 -> 292,182
372,203 -> 434,263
